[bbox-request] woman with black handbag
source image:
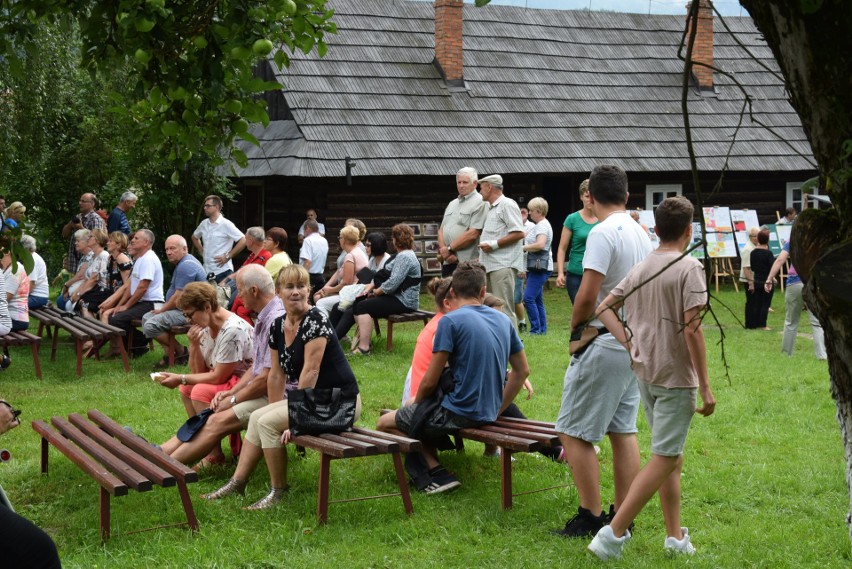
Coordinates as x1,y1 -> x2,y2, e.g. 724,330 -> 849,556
522,197 -> 554,335
201,264 -> 360,510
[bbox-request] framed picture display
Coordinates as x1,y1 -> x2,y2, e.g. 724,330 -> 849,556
423,240 -> 440,254
423,223 -> 439,238
411,240 -> 424,254
404,223 -> 422,237
424,258 -> 442,272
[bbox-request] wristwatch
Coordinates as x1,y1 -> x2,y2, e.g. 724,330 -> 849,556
180,374 -> 187,385
230,395 -> 237,406
447,245 -> 455,254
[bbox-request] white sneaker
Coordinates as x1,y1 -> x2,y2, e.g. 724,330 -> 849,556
664,527 -> 696,555
588,525 -> 630,561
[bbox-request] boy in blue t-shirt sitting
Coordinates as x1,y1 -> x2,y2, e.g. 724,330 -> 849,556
377,262 -> 529,494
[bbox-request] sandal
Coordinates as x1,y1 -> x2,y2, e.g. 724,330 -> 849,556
243,486 -> 289,510
348,346 -> 372,357
193,453 -> 227,472
200,478 -> 246,501
174,350 -> 190,366
152,357 -> 170,370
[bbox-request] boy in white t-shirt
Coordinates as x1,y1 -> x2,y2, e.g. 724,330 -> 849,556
587,196 -> 716,560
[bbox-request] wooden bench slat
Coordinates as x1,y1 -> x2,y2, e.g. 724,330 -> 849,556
290,434 -> 362,458
339,431 -> 399,453
479,424 -> 559,445
32,420 -> 129,496
86,410 -> 198,483
318,433 -> 379,455
67,414 -> 176,487
351,427 -> 423,453
51,417 -> 152,492
457,427 -> 541,452
492,419 -> 558,435
493,416 -> 557,429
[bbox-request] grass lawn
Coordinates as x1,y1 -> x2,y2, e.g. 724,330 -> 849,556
1,284 -> 848,568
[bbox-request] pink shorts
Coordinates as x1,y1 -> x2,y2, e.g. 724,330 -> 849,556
179,374 -> 240,403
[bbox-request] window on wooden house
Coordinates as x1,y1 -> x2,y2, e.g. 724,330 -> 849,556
645,184 -> 683,212
787,181 -> 825,211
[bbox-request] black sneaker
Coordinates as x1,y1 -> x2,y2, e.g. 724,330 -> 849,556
606,504 -> 635,533
550,506 -> 607,538
423,472 -> 461,494
518,321 -> 527,332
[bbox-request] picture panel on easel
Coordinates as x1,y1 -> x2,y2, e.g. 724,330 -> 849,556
730,209 -> 761,254
701,207 -> 737,258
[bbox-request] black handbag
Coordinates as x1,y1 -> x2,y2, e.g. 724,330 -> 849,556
288,387 -> 357,438
526,248 -> 550,272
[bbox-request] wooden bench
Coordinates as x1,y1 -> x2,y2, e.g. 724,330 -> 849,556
380,410 -> 565,510
32,409 -> 199,542
373,310 -> 435,352
130,319 -> 191,368
454,416 -> 565,510
30,305 -> 129,376
290,426 -> 421,523
1,330 -> 42,380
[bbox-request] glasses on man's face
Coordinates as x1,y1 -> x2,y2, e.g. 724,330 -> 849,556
203,204 -> 216,209
182,310 -> 197,321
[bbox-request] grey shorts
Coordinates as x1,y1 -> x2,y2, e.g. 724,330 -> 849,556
395,402 -> 482,439
141,309 -> 187,339
639,382 -> 696,457
232,396 -> 269,429
555,335 -> 640,443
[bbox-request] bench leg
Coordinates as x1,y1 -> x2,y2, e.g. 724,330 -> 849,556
500,449 -> 513,510
117,337 -> 131,373
392,452 -> 414,516
386,321 -> 393,352
75,338 -> 84,377
40,437 -> 49,474
317,453 -> 331,524
176,479 -> 200,532
168,333 -> 177,367
100,487 -> 111,542
50,325 -> 60,362
31,343 -> 42,380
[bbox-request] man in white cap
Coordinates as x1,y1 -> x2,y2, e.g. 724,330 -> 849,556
477,174 -> 525,327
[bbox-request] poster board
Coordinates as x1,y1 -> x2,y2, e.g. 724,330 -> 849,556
774,224 -> 792,248
689,222 -> 705,259
636,210 -> 659,248
765,224 -> 786,256
730,209 -> 760,254
701,207 -> 737,258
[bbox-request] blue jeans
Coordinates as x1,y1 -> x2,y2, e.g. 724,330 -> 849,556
28,296 -> 49,309
565,272 -> 583,305
524,270 -> 551,334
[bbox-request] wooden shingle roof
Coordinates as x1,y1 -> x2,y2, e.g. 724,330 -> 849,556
233,0 -> 814,178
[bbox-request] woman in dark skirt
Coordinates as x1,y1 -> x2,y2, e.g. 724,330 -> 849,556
745,229 -> 775,329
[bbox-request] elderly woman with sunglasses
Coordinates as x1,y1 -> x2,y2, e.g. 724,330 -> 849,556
156,282 -> 253,464
201,264 -> 360,510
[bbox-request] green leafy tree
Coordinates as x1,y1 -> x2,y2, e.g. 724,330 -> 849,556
1,0 -> 335,169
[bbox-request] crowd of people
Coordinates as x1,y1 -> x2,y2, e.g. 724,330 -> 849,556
0,167 -> 826,564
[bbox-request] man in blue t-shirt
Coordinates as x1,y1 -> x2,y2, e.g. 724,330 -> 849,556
377,262 -> 530,494
141,235 -> 207,368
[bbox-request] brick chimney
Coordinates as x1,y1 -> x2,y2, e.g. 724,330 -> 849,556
434,0 -> 464,88
686,0 -> 714,91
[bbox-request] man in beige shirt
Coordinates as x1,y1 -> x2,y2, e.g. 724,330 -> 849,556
437,167 -> 489,277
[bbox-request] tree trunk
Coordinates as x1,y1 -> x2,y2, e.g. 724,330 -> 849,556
740,0 -> 852,546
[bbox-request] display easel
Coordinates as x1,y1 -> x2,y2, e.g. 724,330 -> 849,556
712,258 -> 739,293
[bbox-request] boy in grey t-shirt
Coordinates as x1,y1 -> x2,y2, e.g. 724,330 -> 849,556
587,196 -> 716,560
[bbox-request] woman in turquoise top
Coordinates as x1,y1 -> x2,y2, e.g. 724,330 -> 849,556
555,179 -> 598,304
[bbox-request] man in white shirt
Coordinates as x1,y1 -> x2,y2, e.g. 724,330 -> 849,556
297,208 -> 326,243
191,195 -> 246,283
299,219 -> 329,294
20,235 -> 50,309
437,166 -> 488,277
109,229 -> 165,358
477,174 -> 525,327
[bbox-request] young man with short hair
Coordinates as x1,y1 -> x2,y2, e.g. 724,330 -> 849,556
552,164 -> 652,537
377,261 -> 529,493
587,196 -> 716,560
